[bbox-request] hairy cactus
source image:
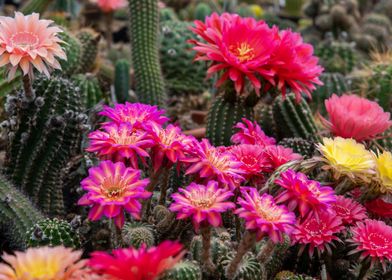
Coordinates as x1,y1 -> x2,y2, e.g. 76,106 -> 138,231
26,218 -> 81,248
315,40 -> 356,74
0,175 -> 44,248
121,222 -> 155,248
4,76 -> 86,215
21,0 -> 54,14
279,138 -> 315,159
207,90 -> 256,146
58,31 -> 82,76
75,28 -> 100,74
114,59 -> 131,103
159,261 -> 202,280
160,20 -> 209,95
72,74 -> 104,108
219,252 -> 262,280
129,0 -> 167,107
258,94 -> 320,142
309,72 -> 348,115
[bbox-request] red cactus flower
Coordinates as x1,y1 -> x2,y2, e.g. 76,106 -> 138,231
331,195 -> 367,225
231,118 -> 276,146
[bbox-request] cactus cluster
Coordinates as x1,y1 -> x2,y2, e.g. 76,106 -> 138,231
72,74 -> 104,109
4,76 -> 86,215
159,261 -> 202,280
219,252 -> 262,280
121,222 -> 155,248
26,218 -> 81,248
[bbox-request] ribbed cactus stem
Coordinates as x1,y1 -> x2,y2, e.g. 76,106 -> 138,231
200,224 -> 216,274
21,0 -> 54,14
257,239 -> 276,263
114,59 -> 131,103
129,0 -> 167,107
0,175 -> 44,248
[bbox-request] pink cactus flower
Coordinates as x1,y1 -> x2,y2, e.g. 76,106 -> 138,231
264,145 -> 302,169
78,161 -> 151,228
275,169 -> 336,217
87,122 -> 154,169
169,181 -> 235,231
0,12 -> 66,79
235,188 -> 296,242
349,219 -> 392,269
321,94 -> 391,141
93,0 -> 127,13
231,118 -> 276,146
184,139 -> 244,188
89,241 -> 184,280
331,195 -> 367,225
99,102 -> 169,128
291,211 -> 344,257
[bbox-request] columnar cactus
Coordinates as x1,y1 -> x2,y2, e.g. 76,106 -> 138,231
21,0 -> 54,14
75,28 -> 100,74
72,74 -> 104,108
114,59 -> 131,103
129,0 -> 167,107
26,218 -> 81,248
58,31 -> 82,76
0,175 -> 44,248
159,261 -> 202,280
121,222 -> 155,248
4,76 -> 86,215
160,20 -> 209,95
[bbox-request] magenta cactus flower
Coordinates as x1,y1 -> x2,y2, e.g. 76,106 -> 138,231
264,145 -> 302,169
331,195 -> 367,225
235,188 -> 296,242
275,169 -> 336,217
78,161 -> 151,228
86,122 -> 154,169
231,118 -> 276,146
99,102 -> 169,128
169,181 -> 235,231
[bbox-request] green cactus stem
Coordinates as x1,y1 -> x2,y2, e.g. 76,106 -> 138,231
75,28 -> 100,74
114,59 -> 131,103
21,0 -> 54,14
159,261 -> 202,280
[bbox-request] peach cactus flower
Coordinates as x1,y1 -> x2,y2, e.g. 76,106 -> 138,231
0,12 -> 66,79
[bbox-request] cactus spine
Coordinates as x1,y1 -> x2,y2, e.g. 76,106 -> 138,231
0,175 -> 44,248
219,252 -> 262,280
279,138 -> 316,159
129,0 -> 167,107
315,40 -> 356,74
159,261 -> 202,280
75,28 -> 100,74
4,76 -> 86,215
26,218 -> 81,248
58,31 -> 82,76
121,222 -> 155,248
114,59 -> 131,103
72,74 -> 104,108
21,0 -> 54,14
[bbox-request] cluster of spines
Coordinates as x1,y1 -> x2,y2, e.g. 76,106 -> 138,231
0,175 -> 44,248
129,0 -> 167,107
159,261 -> 202,280
4,76 -> 86,215
219,252 -> 262,280
21,0 -> 53,15
315,40 -> 356,74
58,31 -> 82,76
75,28 -> 100,74
72,74 -> 104,108
26,218 -> 81,248
114,59 -> 131,103
279,138 -> 316,159
121,222 -> 155,248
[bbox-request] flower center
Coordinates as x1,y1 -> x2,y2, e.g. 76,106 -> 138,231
240,155 -> 257,167
111,128 -> 138,145
207,150 -> 230,171
333,205 -> 350,217
256,200 -> 281,221
368,233 -> 389,250
101,178 -> 126,200
304,220 -> 326,236
230,42 -> 255,62
189,190 -> 215,209
11,32 -> 39,48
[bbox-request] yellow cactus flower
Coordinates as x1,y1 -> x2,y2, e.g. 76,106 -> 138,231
374,151 -> 392,193
250,5 -> 264,18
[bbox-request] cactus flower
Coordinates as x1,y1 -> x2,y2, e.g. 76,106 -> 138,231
264,145 -> 303,169
331,195 -> 367,225
374,151 -> 392,193
93,0 -> 127,13
231,118 -> 276,146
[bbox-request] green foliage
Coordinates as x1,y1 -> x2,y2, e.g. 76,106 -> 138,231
310,72 -> 348,115
219,252 -> 262,280
160,20 -> 209,95
316,40 -> 356,74
0,69 -> 22,98
26,218 -> 81,248
75,28 -> 100,74
279,138 -> 316,159
121,222 -> 155,248
72,74 -> 104,108
129,0 -> 167,107
206,91 -> 256,146
4,76 -> 86,215
159,261 -> 202,280
114,59 -> 131,103
21,0 -> 54,14
58,31 -> 82,76
0,175 -> 44,248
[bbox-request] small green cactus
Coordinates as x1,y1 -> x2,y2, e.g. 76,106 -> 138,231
4,76 -> 86,215
75,28 -> 100,74
159,261 -> 202,280
58,31 -> 82,76
72,74 -> 104,108
121,222 -> 155,248
190,234 -> 231,264
194,3 -> 212,21
219,252 -> 262,280
0,175 -> 44,248
129,0 -> 167,107
21,0 -> 54,14
279,138 -> 316,159
263,236 -> 291,279
160,20 -> 209,95
26,218 -> 81,248
315,40 -> 356,74
114,59 -> 131,103
310,72 -> 348,115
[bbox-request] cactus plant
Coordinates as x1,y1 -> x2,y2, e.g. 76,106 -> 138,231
160,20 -> 209,95
129,0 -> 167,107
4,76 -> 86,216
194,3 -> 212,21
21,0 -> 54,14
219,252 -> 262,280
258,94 -> 320,142
315,40 -> 356,74
279,138 -> 316,159
309,72 -> 348,115
114,59 -> 131,103
121,222 -> 155,248
190,234 -> 231,264
275,271 -> 316,280
58,31 -> 82,76
26,218 -> 81,248
0,175 -> 44,248
72,74 -> 104,108
263,236 -> 291,279
159,261 -> 202,280
206,90 -> 256,146
75,28 -> 100,74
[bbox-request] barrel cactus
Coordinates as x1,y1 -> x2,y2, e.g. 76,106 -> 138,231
315,40 -> 356,74
72,74 -> 104,108
159,261 -> 202,280
121,222 -> 155,248
75,28 -> 100,74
